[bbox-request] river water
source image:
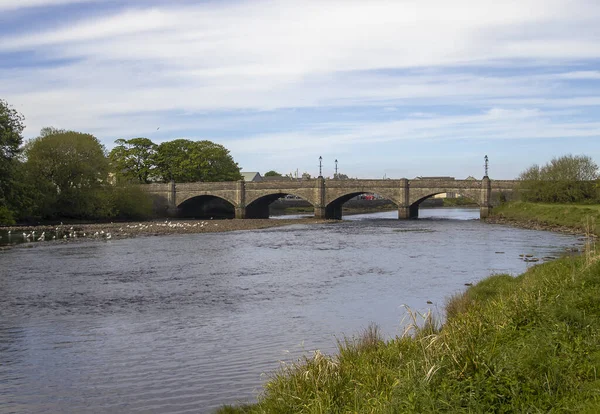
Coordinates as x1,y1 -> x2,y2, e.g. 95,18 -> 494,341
0,209 -> 582,413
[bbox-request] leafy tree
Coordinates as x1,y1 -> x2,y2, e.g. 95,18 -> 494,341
109,137 -> 157,183
25,130 -> 111,219
0,99 -> 25,224
517,164 -> 541,181
517,154 -> 599,203
264,170 -> 282,177
39,126 -> 67,138
154,139 -> 242,182
540,155 -> 598,181
0,99 -> 24,160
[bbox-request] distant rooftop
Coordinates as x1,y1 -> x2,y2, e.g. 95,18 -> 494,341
240,172 -> 263,182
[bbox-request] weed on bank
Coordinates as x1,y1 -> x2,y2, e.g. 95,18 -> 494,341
220,249 -> 600,413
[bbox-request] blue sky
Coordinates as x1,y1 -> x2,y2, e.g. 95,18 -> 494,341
1,0 -> 599,179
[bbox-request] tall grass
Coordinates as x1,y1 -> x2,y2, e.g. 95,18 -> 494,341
492,201 -> 600,237
219,248 -> 600,413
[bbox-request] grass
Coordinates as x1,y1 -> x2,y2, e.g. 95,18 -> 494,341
219,243 -> 600,413
492,201 -> 600,236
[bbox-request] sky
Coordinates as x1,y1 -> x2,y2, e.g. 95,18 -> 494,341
1,0 -> 599,179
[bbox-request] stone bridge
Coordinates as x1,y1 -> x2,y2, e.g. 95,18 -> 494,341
142,176 -> 517,220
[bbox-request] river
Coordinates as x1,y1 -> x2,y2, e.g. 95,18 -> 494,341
0,208 -> 582,413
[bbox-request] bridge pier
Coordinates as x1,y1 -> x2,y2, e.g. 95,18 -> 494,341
398,206 -> 410,219
480,176 -> 492,219
314,176 -> 327,219
235,180 -> 246,219
397,178 -> 413,219
166,180 -> 179,217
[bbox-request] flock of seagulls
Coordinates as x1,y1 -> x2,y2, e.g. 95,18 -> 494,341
1,219 -> 220,245
1,226 -> 111,243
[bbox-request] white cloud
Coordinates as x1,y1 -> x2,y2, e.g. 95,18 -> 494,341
0,0 -> 97,11
1,0 -> 599,177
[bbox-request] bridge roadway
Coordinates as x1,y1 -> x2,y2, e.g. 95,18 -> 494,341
141,176 -> 517,220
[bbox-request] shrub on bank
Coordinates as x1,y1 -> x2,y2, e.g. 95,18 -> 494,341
220,250 -> 600,413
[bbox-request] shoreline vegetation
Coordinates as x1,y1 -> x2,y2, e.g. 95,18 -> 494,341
217,204 -> 600,413
486,201 -> 600,237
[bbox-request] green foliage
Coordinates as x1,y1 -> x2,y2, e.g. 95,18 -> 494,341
0,205 -> 15,225
518,155 -> 599,203
493,201 -> 600,236
0,98 -> 25,160
109,137 -> 157,183
442,197 -> 478,207
24,130 -> 110,219
219,253 -> 600,413
0,99 -> 25,220
107,184 -> 154,220
264,170 -> 282,177
154,139 -> 242,182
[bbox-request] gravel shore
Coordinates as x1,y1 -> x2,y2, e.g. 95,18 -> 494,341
2,218 -> 332,244
484,215 -> 594,238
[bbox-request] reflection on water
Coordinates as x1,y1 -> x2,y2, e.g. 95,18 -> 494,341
0,209 -> 582,413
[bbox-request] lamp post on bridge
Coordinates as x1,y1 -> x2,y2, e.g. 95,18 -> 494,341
319,156 -> 323,178
484,155 -> 489,177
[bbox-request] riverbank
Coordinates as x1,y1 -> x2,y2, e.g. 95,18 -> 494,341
486,201 -> 599,237
220,245 -> 600,413
0,218 -> 330,247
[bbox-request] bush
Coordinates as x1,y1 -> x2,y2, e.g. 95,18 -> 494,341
0,205 -> 15,225
109,185 -> 154,220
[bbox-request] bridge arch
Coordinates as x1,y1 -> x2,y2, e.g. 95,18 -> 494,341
245,192 -> 314,219
325,190 -> 399,220
177,194 -> 236,219
408,190 -> 481,219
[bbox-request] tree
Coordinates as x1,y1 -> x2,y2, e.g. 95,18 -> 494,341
154,139 -> 242,182
264,170 -> 282,177
25,130 -> 111,218
540,155 -> 598,181
0,99 -> 26,224
517,154 -> 599,203
0,99 -> 25,161
109,137 -> 157,183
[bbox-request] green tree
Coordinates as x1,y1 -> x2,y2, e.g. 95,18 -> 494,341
264,170 -> 282,177
517,154 -> 599,203
0,99 -> 26,224
25,130 -> 111,219
540,155 -> 598,181
155,139 -> 242,182
109,137 -> 157,183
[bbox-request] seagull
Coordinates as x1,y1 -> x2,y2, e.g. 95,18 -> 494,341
156,127 -> 160,130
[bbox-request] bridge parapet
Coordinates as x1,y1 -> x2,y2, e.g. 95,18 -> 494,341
177,182 -> 239,191
409,179 -> 483,189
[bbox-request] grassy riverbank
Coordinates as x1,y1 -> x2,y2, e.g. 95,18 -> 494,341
220,245 -> 600,413
489,201 -> 600,236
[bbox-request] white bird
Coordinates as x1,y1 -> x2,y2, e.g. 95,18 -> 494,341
106,233 -> 112,240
